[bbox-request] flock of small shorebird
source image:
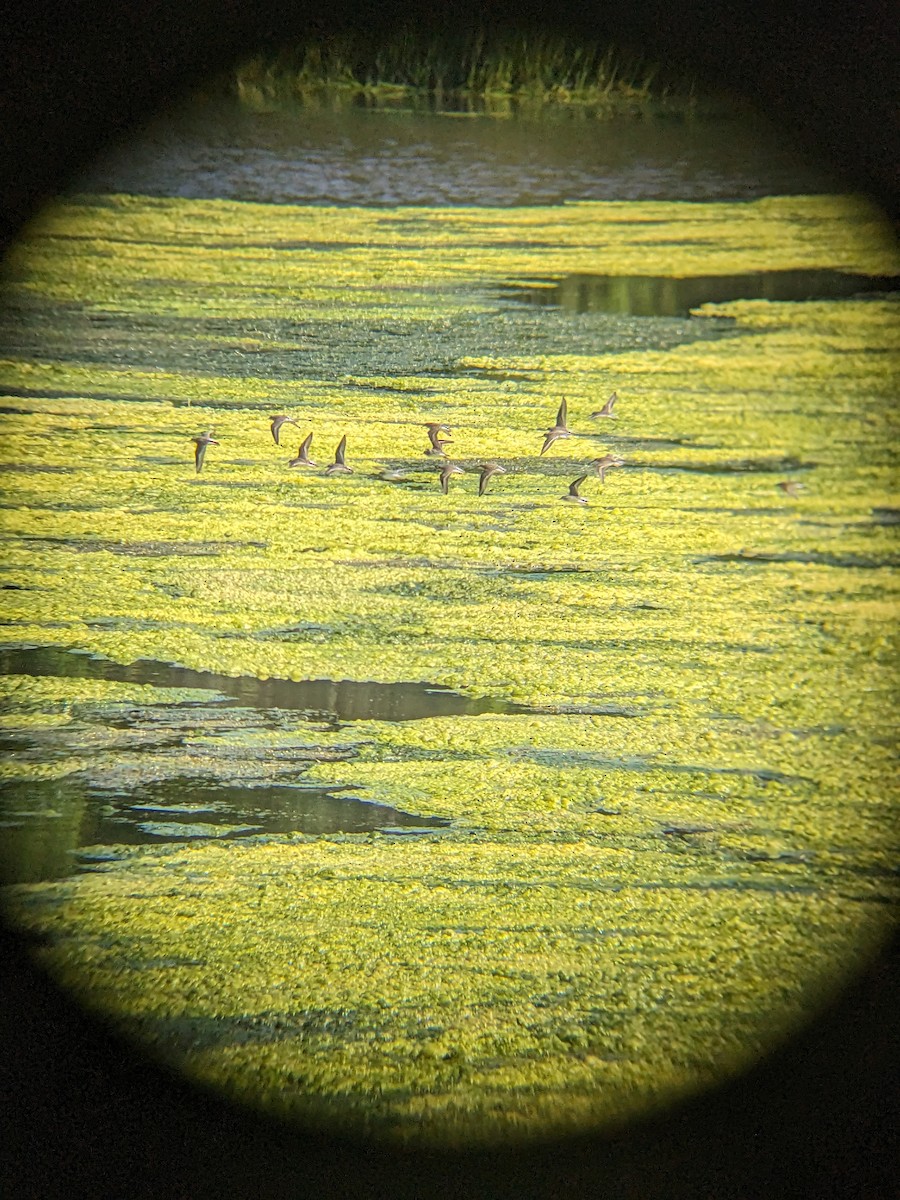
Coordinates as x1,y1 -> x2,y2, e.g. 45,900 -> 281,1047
190,393 -> 628,505
190,392 -> 806,502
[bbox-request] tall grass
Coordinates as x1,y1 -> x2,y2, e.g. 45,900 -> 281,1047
230,27 -> 706,116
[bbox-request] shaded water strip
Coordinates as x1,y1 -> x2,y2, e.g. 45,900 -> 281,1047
3,642 -> 500,879
0,644 -> 541,723
0,645 -> 643,879
507,268 -> 900,317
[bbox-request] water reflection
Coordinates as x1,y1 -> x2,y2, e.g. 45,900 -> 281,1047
0,775 -> 450,885
0,644 -> 537,881
509,269 -> 900,316
0,645 -> 535,722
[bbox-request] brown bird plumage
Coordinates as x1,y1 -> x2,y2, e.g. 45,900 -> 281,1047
590,392 -> 618,418
777,479 -> 805,497
540,398 -> 572,455
561,474 -> 589,504
270,414 -> 301,445
191,430 -> 219,473
288,433 -> 317,467
589,453 -> 625,483
477,462 -> 506,496
439,463 -> 465,494
425,426 -> 454,456
325,435 -> 353,475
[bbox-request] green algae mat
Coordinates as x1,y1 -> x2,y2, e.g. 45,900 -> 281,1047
0,192 -> 898,1145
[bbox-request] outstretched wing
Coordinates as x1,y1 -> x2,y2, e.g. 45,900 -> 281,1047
334,435 -> 347,466
555,397 -> 568,429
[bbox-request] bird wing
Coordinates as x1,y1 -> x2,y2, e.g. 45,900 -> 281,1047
556,397 -> 568,428
194,440 -> 206,472
300,432 -> 313,457
335,435 -> 347,465
570,474 -> 587,495
540,430 -> 559,456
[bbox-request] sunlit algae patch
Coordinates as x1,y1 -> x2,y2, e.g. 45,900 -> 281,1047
0,192 -> 898,1145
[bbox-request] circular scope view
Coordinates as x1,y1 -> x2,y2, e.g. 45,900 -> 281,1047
1,31 -> 897,1146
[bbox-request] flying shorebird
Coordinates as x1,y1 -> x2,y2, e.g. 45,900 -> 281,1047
191,430 -> 219,473
590,392 -> 618,419
424,426 -> 454,456
777,479 -> 805,497
477,462 -> 506,496
288,433 -> 316,468
270,414 -> 301,445
561,474 -> 589,504
325,435 -> 353,475
589,453 -> 625,482
439,462 -> 465,494
380,467 -> 410,482
540,398 -> 573,455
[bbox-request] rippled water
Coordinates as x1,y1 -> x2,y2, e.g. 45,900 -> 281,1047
78,95 -> 839,206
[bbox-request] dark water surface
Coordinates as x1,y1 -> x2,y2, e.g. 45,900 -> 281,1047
0,643 -> 645,880
0,645 -> 535,721
0,775 -> 450,885
76,95 -> 840,206
0,643 -> 539,880
508,269 -> 900,316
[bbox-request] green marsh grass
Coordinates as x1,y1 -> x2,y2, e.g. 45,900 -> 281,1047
232,27 -> 700,116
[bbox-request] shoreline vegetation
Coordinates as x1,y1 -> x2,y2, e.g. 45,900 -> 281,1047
227,27 -> 724,118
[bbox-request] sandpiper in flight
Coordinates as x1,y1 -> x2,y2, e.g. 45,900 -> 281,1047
477,462 -> 506,496
325,435 -> 353,475
590,392 -> 618,418
589,453 -> 625,483
561,474 -> 589,504
288,433 -> 317,467
439,463 -> 465,493
540,398 -> 573,455
777,480 -> 805,496
424,426 -> 453,457
191,430 -> 219,473
270,414 -> 301,445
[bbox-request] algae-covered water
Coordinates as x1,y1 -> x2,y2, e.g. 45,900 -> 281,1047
0,107 -> 898,1145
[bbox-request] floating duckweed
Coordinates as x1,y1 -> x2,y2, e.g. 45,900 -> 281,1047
0,190 -> 897,1144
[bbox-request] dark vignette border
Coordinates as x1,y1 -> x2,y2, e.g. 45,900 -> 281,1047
0,2 -> 897,1197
